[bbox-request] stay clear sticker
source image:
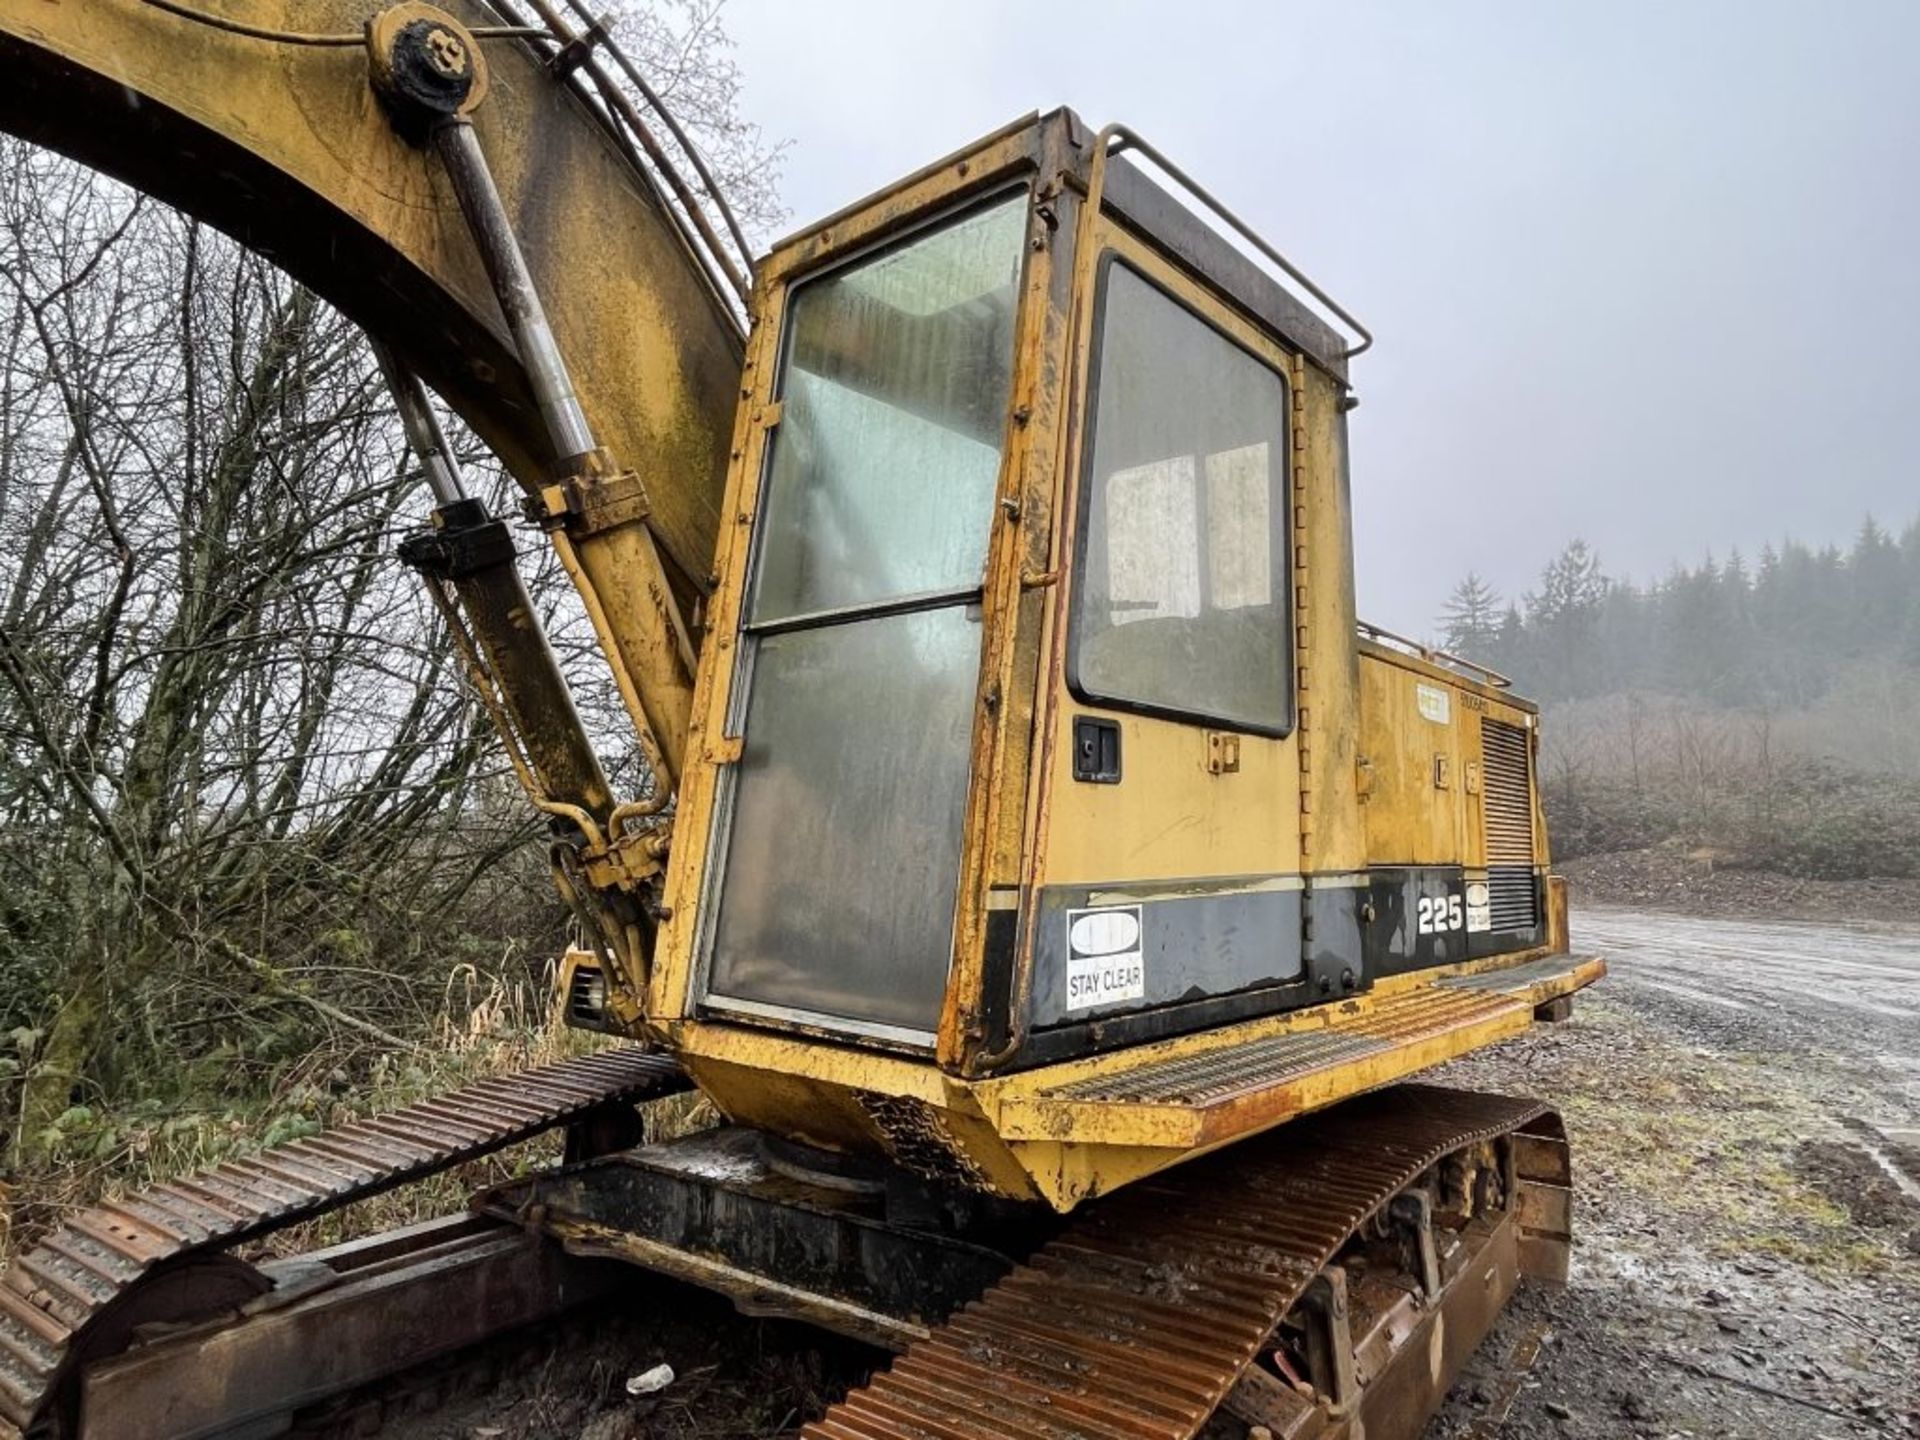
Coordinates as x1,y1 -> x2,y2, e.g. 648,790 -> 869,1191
1065,905 -> 1145,1010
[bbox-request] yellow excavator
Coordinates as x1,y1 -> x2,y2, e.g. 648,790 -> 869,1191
0,4 -> 1604,1437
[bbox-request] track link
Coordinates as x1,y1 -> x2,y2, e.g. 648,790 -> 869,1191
0,1047 -> 688,1439
807,1085 -> 1562,1440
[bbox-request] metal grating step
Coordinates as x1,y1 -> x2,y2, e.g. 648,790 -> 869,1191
995,952 -> 1604,1149
1042,987 -> 1517,1107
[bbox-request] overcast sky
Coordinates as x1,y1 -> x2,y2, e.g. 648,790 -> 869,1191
724,0 -> 1919,636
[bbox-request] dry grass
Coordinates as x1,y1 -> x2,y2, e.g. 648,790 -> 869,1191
1,970 -> 653,1265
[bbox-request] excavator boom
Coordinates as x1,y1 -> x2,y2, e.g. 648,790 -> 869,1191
0,0 -> 745,575
0,8 -> 1607,1438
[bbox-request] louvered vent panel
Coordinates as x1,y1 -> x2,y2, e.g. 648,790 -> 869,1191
1487,866 -> 1537,931
1482,717 -> 1539,932
1481,718 -> 1536,865
567,966 -> 605,1027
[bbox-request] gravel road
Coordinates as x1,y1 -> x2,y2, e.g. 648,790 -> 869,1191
1428,905 -> 1920,1439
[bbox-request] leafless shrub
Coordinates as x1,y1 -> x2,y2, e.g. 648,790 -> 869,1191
0,1 -> 780,1206
0,140 -> 576,1163
1540,691 -> 1920,879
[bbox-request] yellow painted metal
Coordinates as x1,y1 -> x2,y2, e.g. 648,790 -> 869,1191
1295,367 -> 1370,877
1034,219 -> 1303,892
1357,641 -> 1546,871
1360,654 -> 1470,865
0,34 -> 1596,1216
985,955 -> 1606,1151
539,471 -> 697,788
1026,304 -> 1371,891
937,136 -> 1082,1070
624,111 -> 1599,1211
640,109 -> 1604,1209
656,948 -> 1603,1209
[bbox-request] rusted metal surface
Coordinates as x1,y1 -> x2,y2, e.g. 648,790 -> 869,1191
78,1214 -> 621,1440
1512,1112 -> 1574,1283
1338,1205 -> 1522,1440
992,954 -> 1603,1155
479,1127 -> 1032,1353
805,1086 -> 1561,1440
0,1048 -> 686,1439
1435,954 -> 1596,994
1038,990 -> 1521,1106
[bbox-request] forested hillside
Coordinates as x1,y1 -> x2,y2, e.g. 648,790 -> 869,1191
1438,520 -> 1920,878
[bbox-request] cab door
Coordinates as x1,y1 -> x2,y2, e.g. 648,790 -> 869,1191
1024,232 -> 1308,1049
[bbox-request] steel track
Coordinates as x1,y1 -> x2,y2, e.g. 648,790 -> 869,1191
807,1085 -> 1562,1440
0,1047 -> 688,1439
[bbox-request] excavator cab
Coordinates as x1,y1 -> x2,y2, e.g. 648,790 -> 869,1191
620,110 -> 1597,1208
678,136 -> 1310,1053
662,112 -> 1334,1066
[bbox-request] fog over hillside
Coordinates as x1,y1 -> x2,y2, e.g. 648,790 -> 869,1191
1440,516 -> 1920,877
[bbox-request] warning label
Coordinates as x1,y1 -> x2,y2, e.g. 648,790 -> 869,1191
1065,905 -> 1145,1010
1465,879 -> 1492,933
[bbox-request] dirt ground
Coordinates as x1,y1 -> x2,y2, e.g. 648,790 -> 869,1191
351,894 -> 1920,1440
1427,903 -> 1920,1440
1561,847 -> 1920,925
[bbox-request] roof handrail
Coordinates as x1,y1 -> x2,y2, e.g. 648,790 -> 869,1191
1357,620 -> 1513,689
1087,123 -> 1372,359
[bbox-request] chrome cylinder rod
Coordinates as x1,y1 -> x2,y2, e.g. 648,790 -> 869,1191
371,341 -> 469,506
432,117 -> 598,463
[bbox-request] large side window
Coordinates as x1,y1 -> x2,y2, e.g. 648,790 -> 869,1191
703,192 -> 1028,1038
748,194 -> 1026,624
1071,262 -> 1293,733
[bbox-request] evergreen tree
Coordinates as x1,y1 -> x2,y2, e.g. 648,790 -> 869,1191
1489,604 -> 1528,680
1437,572 -> 1503,657
1849,515 -> 1904,644
1658,555 -> 1733,700
1719,548 -> 1757,701
1458,514 -> 1919,706
1524,540 -> 1608,697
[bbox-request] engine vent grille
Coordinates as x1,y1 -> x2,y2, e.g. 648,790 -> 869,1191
1487,866 -> 1537,931
1481,718 -> 1538,932
1481,718 -> 1536,865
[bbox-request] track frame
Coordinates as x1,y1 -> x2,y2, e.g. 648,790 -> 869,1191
806,1086 -> 1571,1440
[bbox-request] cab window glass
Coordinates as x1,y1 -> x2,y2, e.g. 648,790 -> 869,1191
748,193 -> 1026,625
1073,263 -> 1292,732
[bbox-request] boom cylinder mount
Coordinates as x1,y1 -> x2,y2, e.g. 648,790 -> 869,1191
367,3 -> 697,798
